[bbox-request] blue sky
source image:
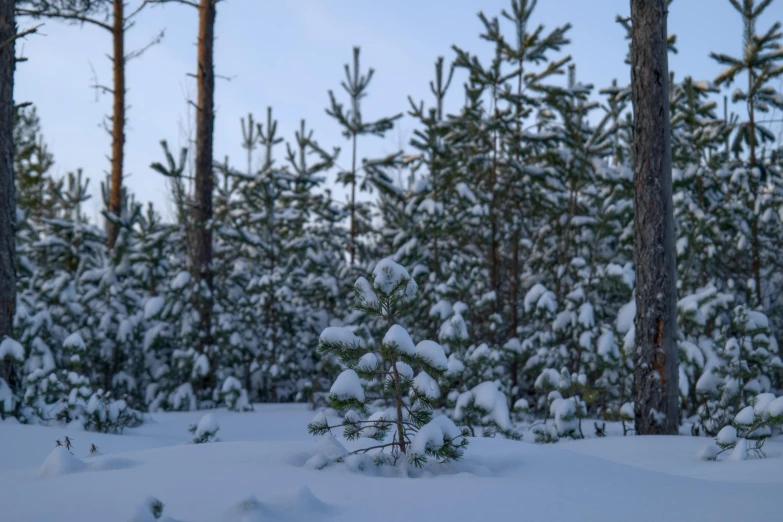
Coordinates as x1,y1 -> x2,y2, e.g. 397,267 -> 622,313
14,0 -> 773,221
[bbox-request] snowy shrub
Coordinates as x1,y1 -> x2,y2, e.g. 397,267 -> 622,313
219,376 -> 253,412
532,367 -> 586,441
82,389 -> 143,434
695,306 -> 782,436
308,259 -> 468,467
451,381 -> 520,439
189,413 -> 220,443
698,393 -> 783,461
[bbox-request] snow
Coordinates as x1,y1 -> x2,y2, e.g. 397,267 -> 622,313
382,324 -> 416,356
356,353 -> 378,372
194,413 -> 219,439
409,415 -> 463,459
767,396 -> 783,418
354,277 -> 378,308
728,438 -> 748,461
2,405 -> 783,521
619,402 -> 634,420
717,425 -> 738,446
734,406 -> 755,426
415,340 -> 447,370
63,332 -> 85,351
372,258 -> 417,300
329,370 -> 365,402
170,271 -> 191,290
36,446 -> 86,478
143,297 -> 165,320
319,327 -> 361,347
0,337 -> 24,361
454,382 -> 511,432
616,300 -> 636,333
412,371 -> 441,400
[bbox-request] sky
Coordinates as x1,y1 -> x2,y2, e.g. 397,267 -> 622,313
13,0 -> 779,222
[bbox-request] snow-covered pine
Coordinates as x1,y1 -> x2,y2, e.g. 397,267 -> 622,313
308,258 -> 468,467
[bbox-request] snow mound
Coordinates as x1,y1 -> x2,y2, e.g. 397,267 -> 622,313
372,258 -> 417,301
329,370 -> 364,402
415,340 -> 447,370
222,486 -> 335,522
383,324 -> 415,356
304,435 -> 348,469
320,327 -> 361,347
143,296 -> 165,320
410,415 -> 464,459
0,337 -> 24,361
36,447 -> 86,478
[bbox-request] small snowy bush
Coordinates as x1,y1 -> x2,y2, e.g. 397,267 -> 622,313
219,376 -> 253,412
188,413 -> 220,443
699,393 -> 783,461
82,390 -> 143,434
451,381 -> 520,439
308,258 -> 468,467
532,367 -> 586,442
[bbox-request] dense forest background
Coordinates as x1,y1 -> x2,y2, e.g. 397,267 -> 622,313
2,0 -> 783,440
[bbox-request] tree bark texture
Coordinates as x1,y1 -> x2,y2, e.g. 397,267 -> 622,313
106,0 -> 126,249
193,0 -> 215,362
631,0 -> 679,435
0,0 -> 17,387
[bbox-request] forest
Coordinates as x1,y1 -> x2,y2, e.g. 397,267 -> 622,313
1,0 -> 783,450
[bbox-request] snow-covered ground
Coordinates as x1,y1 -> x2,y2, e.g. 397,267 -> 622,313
1,405 -> 781,521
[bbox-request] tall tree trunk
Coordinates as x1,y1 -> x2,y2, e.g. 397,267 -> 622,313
631,0 -> 679,435
0,0 -> 17,389
747,70 -> 762,305
106,0 -> 125,249
193,0 -> 215,377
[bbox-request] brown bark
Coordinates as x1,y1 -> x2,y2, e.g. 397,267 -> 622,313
631,0 -> 679,435
106,0 -> 125,249
0,0 -> 17,389
193,0 -> 216,366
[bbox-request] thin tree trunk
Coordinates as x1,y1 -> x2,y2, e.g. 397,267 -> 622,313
631,0 -> 679,435
193,0 -> 216,378
106,0 -> 125,248
0,0 -> 17,391
747,70 -> 762,305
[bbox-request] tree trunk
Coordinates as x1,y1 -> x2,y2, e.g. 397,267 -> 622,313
631,0 -> 679,435
0,0 -> 17,389
106,0 -> 125,249
193,0 -> 215,375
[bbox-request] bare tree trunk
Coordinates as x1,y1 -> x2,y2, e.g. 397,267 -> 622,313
631,0 -> 679,435
193,0 -> 215,381
0,0 -> 17,389
106,0 -> 125,249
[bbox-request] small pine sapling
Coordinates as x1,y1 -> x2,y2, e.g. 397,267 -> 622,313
700,394 -> 783,461
308,258 -> 468,467
188,413 -> 220,443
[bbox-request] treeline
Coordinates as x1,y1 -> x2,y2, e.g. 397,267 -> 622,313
0,0 -> 782,438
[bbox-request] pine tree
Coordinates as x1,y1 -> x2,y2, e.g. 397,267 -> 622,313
308,258 -> 468,467
630,0 -> 679,435
710,0 -> 783,307
326,46 -> 402,265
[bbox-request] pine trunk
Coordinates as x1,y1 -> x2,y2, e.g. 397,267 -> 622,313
0,0 -> 16,387
193,0 -> 216,370
630,0 -> 679,435
107,0 -> 125,249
